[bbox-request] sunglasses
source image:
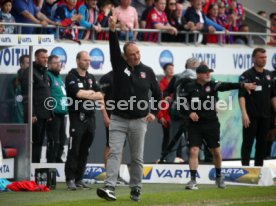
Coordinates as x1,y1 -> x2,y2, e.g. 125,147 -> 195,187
169,2 -> 176,5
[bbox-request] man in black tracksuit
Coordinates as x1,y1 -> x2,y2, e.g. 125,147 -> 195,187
20,48 -> 52,163
239,48 -> 276,166
97,15 -> 161,202
65,51 -> 103,190
183,65 -> 256,190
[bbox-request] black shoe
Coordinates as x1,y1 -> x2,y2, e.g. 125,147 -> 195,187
66,180 -> 77,191
130,187 -> 141,202
75,180 -> 91,189
97,186 -> 116,201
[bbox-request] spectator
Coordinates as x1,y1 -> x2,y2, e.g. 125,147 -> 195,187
140,0 -> 154,29
184,0 -> 216,44
268,13 -> 276,45
20,49 -> 53,163
257,11 -> 267,19
40,0 -> 59,19
174,3 -> 197,42
97,0 -> 114,40
206,3 -> 226,43
11,0 -> 59,34
1,0 -> 15,34
202,0 -> 215,14
46,55 -> 68,163
226,0 -> 245,28
163,0 -> 178,42
143,0 -> 177,42
114,0 -> 139,41
78,0 -> 102,40
34,0 -> 44,9
53,0 -> 82,39
234,23 -> 250,45
157,63 -> 174,160
217,1 -> 237,43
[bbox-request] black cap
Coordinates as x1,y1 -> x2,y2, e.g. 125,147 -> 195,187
196,65 -> 214,73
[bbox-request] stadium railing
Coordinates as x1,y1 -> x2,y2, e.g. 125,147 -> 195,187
0,22 -> 275,46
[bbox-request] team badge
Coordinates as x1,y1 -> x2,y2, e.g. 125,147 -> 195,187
55,81 -> 59,86
266,75 -> 271,81
140,72 -> 146,79
88,79 -> 93,88
205,86 -> 211,92
151,13 -> 157,20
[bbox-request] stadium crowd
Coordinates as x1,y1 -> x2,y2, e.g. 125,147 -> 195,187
0,0 -> 275,44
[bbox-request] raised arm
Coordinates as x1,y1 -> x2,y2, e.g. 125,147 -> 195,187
108,16 -> 123,70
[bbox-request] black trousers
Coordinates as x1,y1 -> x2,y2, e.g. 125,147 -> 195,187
32,118 -> 47,163
241,117 -> 270,166
161,124 -> 170,155
46,114 -> 66,163
65,113 -> 95,181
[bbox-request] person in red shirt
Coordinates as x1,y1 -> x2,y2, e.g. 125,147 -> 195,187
268,13 -> 276,45
143,0 -> 177,42
157,63 -> 174,158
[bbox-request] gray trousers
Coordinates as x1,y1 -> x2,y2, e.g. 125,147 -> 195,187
105,114 -> 148,189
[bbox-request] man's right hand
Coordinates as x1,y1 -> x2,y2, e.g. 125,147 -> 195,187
160,117 -> 168,127
32,116 -> 38,124
189,112 -> 199,122
108,16 -> 117,32
242,112 -> 250,128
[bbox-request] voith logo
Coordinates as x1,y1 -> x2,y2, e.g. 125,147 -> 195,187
89,48 -> 104,70
143,166 -> 153,180
159,50 -> 173,68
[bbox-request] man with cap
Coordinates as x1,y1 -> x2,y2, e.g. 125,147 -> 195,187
183,64 -> 256,190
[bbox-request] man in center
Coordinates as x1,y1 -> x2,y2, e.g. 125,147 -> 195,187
97,15 -> 161,201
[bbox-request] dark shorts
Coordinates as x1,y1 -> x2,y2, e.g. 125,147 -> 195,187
187,120 -> 220,149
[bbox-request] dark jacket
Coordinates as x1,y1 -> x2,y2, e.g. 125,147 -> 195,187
20,62 -> 52,119
65,68 -> 101,116
109,30 -> 162,119
183,80 -> 242,122
239,67 -> 274,118
184,6 -> 209,43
